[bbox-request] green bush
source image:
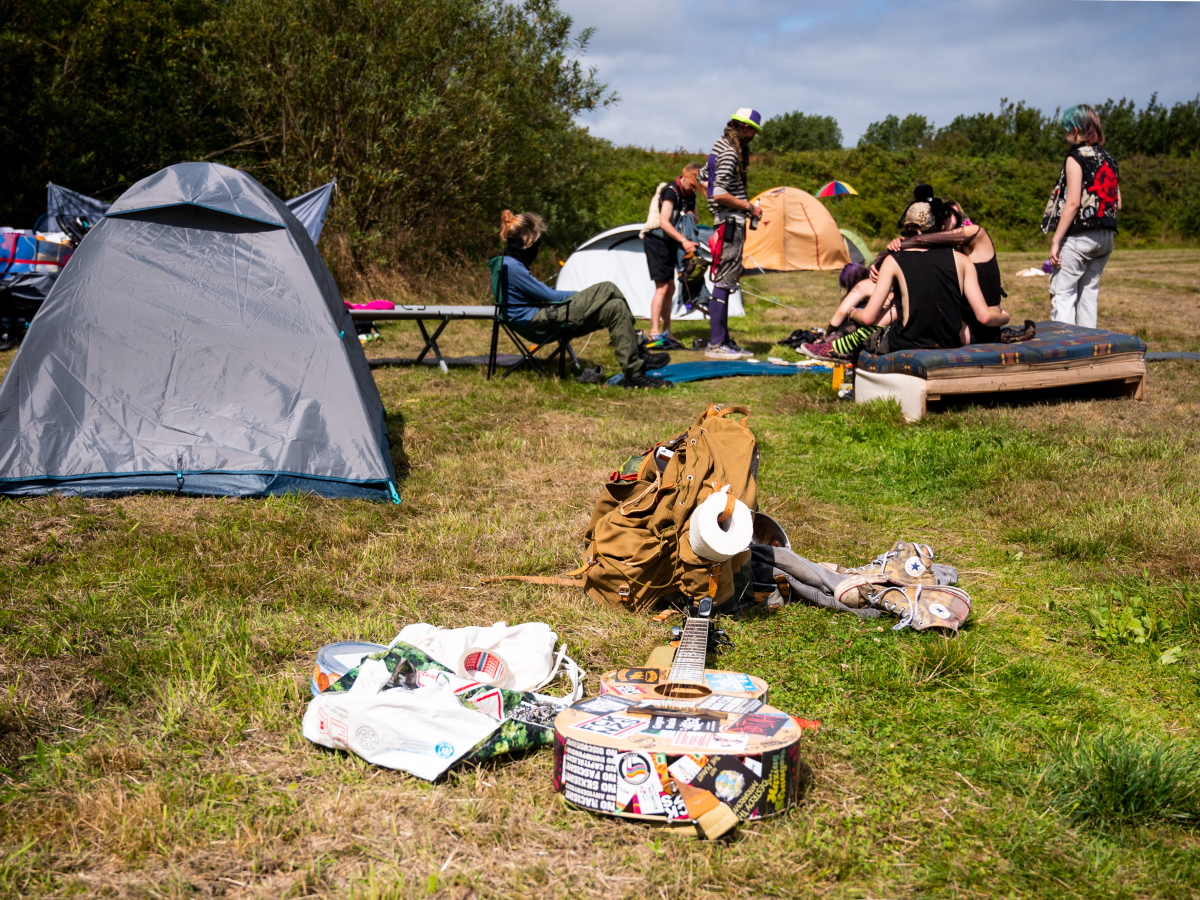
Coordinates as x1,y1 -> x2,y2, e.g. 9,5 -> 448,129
209,0 -> 611,283
597,145 -> 1200,250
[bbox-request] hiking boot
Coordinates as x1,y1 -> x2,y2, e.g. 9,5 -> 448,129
800,340 -> 839,363
704,343 -> 748,361
624,371 -> 672,389
641,350 -> 670,369
577,365 -> 605,385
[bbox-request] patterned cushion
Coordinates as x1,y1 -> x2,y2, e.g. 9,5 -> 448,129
857,321 -> 1147,379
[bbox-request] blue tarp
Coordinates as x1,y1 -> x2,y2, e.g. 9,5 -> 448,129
285,181 -> 336,245
606,359 -> 832,386
46,183 -> 110,222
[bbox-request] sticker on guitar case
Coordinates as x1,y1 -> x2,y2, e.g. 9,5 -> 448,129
560,739 -> 618,812
698,695 -> 763,715
728,712 -> 791,738
613,668 -> 662,684
573,695 -> 637,715
573,713 -> 649,738
704,672 -> 756,692
692,756 -> 767,820
646,714 -> 722,734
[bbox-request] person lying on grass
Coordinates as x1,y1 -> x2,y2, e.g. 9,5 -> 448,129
497,211 -> 671,389
853,198 -> 1009,351
800,262 -> 897,363
878,192 -> 1008,343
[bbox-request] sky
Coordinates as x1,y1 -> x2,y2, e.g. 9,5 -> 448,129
556,0 -> 1200,151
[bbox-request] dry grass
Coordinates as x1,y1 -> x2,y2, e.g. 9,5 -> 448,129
1,249 -> 1199,899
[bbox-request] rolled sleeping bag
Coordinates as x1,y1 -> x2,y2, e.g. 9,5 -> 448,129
689,486 -> 753,563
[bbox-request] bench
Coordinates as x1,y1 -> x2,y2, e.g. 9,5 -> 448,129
854,321 -> 1147,420
347,305 -> 495,373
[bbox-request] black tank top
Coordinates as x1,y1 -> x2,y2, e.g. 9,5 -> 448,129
961,251 -> 1006,344
891,250 -> 963,351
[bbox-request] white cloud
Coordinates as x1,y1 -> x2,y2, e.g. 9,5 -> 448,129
559,0 -> 1200,150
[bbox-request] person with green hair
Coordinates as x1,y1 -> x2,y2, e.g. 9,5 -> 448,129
1041,104 -> 1121,328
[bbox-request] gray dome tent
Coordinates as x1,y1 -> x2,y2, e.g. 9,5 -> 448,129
0,163 -> 398,501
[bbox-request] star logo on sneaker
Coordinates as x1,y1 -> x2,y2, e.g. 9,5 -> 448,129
904,556 -> 926,577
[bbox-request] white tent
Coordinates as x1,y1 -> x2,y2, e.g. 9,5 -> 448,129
554,224 -> 744,321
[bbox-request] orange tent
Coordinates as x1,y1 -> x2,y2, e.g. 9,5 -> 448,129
741,186 -> 850,272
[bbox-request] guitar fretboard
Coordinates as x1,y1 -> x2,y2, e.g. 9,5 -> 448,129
666,618 -> 708,685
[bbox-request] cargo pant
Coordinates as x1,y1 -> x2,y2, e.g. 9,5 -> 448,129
530,281 -> 645,378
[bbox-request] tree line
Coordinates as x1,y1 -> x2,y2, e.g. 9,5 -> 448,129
3,0 -> 1197,287
0,0 -> 613,287
762,96 -> 1200,160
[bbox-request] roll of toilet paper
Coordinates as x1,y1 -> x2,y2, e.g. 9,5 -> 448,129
688,487 -> 754,562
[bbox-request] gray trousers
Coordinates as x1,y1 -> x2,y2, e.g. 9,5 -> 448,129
1050,230 -> 1114,328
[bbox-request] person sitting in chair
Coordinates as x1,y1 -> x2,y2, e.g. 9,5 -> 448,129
852,198 -> 1009,351
498,211 -> 670,388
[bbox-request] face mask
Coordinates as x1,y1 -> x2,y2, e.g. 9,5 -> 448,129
504,237 -> 541,267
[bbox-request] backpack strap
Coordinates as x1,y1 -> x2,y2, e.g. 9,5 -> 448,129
696,404 -> 752,429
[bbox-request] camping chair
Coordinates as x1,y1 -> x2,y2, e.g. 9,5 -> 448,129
486,256 -> 579,380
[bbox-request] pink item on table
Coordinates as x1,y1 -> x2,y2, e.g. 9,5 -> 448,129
344,299 -> 396,310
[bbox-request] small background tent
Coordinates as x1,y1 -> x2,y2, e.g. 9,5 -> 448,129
43,183 -> 111,228
0,162 -> 398,501
284,181 -> 336,245
741,187 -> 850,273
556,224 -> 744,321
840,228 -> 873,266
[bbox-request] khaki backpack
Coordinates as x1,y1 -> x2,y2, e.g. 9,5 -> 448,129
485,404 -> 759,612
580,404 -> 758,611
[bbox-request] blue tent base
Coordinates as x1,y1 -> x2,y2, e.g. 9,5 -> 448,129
606,360 -> 832,386
0,471 -> 398,501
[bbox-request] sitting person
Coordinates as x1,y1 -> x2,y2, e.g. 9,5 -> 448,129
854,198 -> 1009,351
801,262 -> 897,362
498,211 -> 670,388
884,191 -> 1007,343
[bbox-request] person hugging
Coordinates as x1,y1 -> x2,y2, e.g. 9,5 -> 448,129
850,193 -> 1009,352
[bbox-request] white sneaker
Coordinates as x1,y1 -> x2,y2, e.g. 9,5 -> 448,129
705,343 -> 744,361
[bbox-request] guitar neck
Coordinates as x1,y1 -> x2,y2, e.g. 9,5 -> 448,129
666,618 -> 709,685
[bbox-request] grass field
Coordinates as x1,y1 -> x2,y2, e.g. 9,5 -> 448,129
1,249 -> 1198,899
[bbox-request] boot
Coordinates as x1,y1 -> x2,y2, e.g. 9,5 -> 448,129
624,371 -> 672,389
839,540 -> 942,585
868,584 -> 972,633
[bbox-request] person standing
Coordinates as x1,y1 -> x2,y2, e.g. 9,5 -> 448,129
642,162 -> 702,349
705,109 -> 763,360
1042,104 -> 1121,328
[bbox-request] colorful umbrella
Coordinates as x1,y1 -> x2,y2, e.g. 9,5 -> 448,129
815,180 -> 858,197
815,180 -> 858,226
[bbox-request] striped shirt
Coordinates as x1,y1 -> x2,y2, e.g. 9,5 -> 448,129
708,136 -> 748,219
